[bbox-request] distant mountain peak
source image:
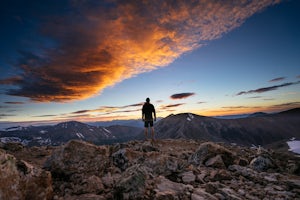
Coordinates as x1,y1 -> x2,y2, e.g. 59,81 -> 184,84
279,107 -> 300,115
248,112 -> 267,118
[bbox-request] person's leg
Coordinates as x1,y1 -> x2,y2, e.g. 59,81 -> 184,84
144,121 -> 149,140
151,127 -> 155,141
144,127 -> 148,140
150,121 -> 154,141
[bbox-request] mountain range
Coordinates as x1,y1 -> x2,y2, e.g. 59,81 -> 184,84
152,108 -> 300,146
0,121 -> 142,146
0,108 -> 299,147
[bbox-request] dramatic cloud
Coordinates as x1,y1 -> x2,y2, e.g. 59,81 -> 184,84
4,101 -> 25,104
32,114 -> 58,118
269,77 -> 285,82
160,103 -> 185,111
69,102 -> 143,115
122,103 -> 144,108
271,102 -> 300,108
164,103 -> 185,108
266,102 -> 300,112
0,114 -> 16,117
71,110 -> 90,114
247,96 -> 262,99
0,0 -> 281,102
171,93 -> 195,100
236,81 -> 300,95
221,106 -> 250,109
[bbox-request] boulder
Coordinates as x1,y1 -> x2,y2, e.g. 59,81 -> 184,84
114,164 -> 147,199
154,176 -> 192,199
250,155 -> 274,171
205,155 -> 226,168
189,142 -> 235,167
44,140 -> 109,196
0,149 -> 53,200
143,153 -> 186,176
44,140 -> 109,176
180,171 -> 196,183
192,188 -> 218,200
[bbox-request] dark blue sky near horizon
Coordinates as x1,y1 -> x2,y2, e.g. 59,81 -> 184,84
0,0 -> 299,123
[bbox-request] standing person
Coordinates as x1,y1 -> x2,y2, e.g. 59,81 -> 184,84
142,97 -> 156,141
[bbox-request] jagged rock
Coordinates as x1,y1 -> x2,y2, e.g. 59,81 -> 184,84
2,139 -> 300,199
70,174 -> 104,195
3,142 -> 24,152
112,147 -> 142,171
0,149 -> 52,200
112,148 -> 130,171
249,155 -> 274,171
205,181 -> 225,194
191,188 -> 218,200
101,172 -> 115,188
114,164 -> 147,199
210,169 -> 231,181
236,157 -> 249,166
143,153 -> 186,176
219,187 -> 242,200
139,141 -> 160,152
180,171 -> 196,183
0,142 -> 4,148
44,140 -> 109,176
228,165 -> 258,179
44,140 -> 109,196
205,154 -> 226,168
154,176 -> 192,199
189,142 -> 235,167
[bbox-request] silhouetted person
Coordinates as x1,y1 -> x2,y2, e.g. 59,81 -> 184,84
142,97 -> 156,140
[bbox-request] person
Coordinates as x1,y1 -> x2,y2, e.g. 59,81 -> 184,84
142,97 -> 156,141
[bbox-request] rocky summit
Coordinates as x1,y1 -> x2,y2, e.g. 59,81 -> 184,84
1,139 -> 300,200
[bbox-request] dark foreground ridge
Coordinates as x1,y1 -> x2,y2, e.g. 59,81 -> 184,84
1,139 -> 300,199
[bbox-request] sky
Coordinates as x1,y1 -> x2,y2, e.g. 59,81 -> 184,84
0,0 -> 299,125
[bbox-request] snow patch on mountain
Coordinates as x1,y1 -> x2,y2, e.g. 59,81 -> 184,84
40,130 -> 48,134
103,128 -> 111,133
0,137 -> 29,146
287,140 -> 300,155
0,137 -> 22,143
76,132 -> 85,139
187,113 -> 194,121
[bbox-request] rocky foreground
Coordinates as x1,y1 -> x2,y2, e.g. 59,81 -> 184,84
1,139 -> 300,200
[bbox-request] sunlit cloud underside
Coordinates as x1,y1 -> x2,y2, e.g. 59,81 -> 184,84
1,0 -> 281,102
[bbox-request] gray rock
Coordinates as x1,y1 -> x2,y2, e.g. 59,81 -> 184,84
180,171 -> 196,183
140,142 -> 159,152
44,140 -> 109,175
0,149 -> 53,200
112,148 -> 130,171
154,176 -> 191,199
205,155 -> 226,168
250,155 -> 274,171
192,188 -> 218,200
114,164 -> 147,199
189,142 -> 235,167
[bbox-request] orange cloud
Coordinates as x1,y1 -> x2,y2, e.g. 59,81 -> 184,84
1,0 -> 281,102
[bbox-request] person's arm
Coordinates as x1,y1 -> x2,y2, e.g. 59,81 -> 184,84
142,106 -> 145,121
153,106 -> 156,121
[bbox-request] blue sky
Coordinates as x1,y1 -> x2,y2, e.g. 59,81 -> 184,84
0,0 -> 299,124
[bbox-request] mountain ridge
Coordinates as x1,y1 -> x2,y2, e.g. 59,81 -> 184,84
0,121 -> 142,146
147,107 -> 300,146
1,108 -> 299,147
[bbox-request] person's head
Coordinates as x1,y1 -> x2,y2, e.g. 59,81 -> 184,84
146,97 -> 150,103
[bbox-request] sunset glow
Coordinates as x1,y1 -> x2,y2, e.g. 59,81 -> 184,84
0,0 -> 299,125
